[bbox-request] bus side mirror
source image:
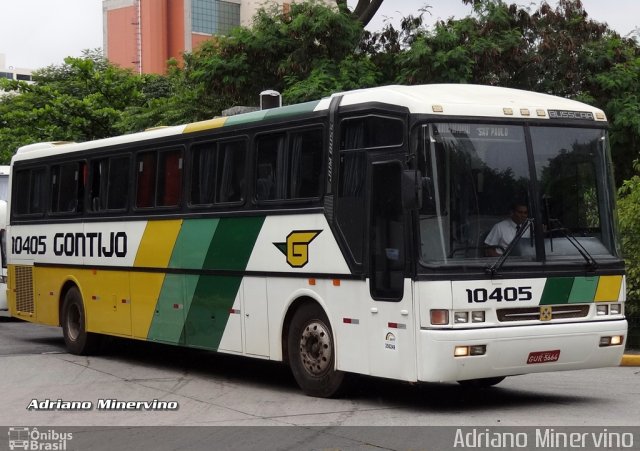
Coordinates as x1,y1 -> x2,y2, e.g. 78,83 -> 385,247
402,170 -> 422,210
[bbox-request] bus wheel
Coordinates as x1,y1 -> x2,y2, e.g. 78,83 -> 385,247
61,287 -> 100,355
288,303 -> 344,398
457,376 -> 506,388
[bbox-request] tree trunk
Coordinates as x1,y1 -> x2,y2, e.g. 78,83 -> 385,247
335,0 -> 384,27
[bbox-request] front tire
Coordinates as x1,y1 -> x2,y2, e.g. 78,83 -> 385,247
61,286 -> 100,355
288,303 -> 344,398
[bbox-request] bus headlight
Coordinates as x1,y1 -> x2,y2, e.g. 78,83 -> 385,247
596,305 -> 608,316
610,304 -> 621,315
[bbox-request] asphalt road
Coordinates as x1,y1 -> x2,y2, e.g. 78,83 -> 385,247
1,317 -> 639,451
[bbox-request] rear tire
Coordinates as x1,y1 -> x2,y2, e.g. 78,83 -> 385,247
61,286 -> 100,355
458,376 -> 506,388
288,303 -> 344,398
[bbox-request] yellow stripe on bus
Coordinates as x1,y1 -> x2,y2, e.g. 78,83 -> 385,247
134,220 -> 183,268
131,220 -> 183,338
183,117 -> 228,134
594,275 -> 623,302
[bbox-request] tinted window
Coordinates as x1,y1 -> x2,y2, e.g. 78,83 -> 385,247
135,148 -> 183,209
51,162 -> 85,214
191,139 -> 246,206
89,156 -> 130,212
255,128 -> 323,202
14,168 -> 46,216
341,116 -> 404,150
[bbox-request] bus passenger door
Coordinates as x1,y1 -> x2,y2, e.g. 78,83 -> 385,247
366,160 -> 417,381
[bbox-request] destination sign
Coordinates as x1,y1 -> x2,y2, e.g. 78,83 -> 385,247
548,110 -> 595,121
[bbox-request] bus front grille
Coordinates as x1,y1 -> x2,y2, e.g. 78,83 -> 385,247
15,266 -> 35,314
497,305 -> 590,322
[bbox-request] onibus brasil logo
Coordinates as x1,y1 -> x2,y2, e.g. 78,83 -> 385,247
273,230 -> 322,268
8,427 -> 73,450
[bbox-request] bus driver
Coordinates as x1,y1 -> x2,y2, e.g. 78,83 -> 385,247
484,202 -> 530,257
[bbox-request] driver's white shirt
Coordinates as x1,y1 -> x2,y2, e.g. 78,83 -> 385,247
484,218 -> 529,255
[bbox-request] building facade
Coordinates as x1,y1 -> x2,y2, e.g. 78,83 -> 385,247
0,53 -> 33,83
103,0 -> 333,74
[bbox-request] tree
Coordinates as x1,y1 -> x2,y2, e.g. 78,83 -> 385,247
0,51 -> 144,162
172,1 -> 377,111
617,161 -> 640,312
336,0 -> 384,26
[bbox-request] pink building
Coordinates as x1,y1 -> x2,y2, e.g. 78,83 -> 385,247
103,0 -> 331,74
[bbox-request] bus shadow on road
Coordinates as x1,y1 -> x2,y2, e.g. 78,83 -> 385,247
91,336 -> 596,413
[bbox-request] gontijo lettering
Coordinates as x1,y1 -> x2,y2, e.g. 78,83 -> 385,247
11,232 -> 127,257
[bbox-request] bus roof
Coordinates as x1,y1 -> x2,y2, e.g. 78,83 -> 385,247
323,84 -> 607,119
12,84 -> 606,163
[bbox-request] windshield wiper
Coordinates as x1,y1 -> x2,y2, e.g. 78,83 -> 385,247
548,219 -> 599,271
486,217 -> 534,277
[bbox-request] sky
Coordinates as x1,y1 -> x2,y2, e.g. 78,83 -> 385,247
0,0 -> 638,70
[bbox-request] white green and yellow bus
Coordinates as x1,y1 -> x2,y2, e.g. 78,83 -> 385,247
7,84 -> 627,397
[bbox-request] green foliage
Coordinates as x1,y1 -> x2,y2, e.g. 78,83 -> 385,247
181,0 -> 367,112
618,162 -> 640,309
0,50 -> 144,162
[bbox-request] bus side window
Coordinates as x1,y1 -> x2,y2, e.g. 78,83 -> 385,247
255,128 -> 323,203
50,162 -> 84,214
157,149 -> 183,207
90,156 -> 130,212
136,152 -> 157,208
289,129 -> 323,199
13,168 -> 46,216
216,141 -> 246,203
190,139 -> 246,206
255,134 -> 285,201
107,156 -> 130,210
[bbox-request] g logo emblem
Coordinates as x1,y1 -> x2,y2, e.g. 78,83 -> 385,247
274,230 -> 321,268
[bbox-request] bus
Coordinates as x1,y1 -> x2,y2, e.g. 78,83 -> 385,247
6,84 -> 627,397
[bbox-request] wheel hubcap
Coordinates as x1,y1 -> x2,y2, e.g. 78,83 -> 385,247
67,305 -> 81,341
299,320 -> 332,376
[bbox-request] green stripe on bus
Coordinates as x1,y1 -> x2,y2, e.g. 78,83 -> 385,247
147,219 -> 221,344
539,277 -> 574,305
224,101 -> 320,127
184,216 -> 265,349
568,276 -> 599,304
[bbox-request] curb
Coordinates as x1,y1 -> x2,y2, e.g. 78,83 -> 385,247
621,354 -> 640,367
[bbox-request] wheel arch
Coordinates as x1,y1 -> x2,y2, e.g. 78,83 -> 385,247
57,277 -> 83,327
281,294 -> 330,365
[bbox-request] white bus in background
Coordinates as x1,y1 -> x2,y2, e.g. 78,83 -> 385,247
0,165 -> 8,315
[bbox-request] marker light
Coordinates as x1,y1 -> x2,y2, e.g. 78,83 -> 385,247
472,311 -> 485,323
454,312 -> 469,324
431,310 -> 449,325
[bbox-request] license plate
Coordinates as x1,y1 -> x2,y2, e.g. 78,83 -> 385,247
527,350 -> 560,364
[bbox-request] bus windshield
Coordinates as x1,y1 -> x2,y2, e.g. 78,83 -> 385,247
416,122 -> 618,265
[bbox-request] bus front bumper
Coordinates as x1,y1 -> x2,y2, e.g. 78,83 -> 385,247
418,319 -> 627,383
